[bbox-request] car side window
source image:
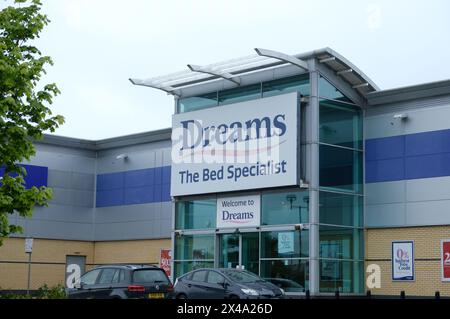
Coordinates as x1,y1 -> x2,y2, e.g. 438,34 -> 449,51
191,270 -> 207,282
98,268 -> 117,284
207,271 -> 226,285
112,269 -> 120,283
80,269 -> 102,285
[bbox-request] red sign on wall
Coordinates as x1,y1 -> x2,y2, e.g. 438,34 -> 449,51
160,249 -> 172,277
442,240 -> 450,281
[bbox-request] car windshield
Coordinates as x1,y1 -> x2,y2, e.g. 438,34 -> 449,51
133,269 -> 170,284
222,270 -> 263,283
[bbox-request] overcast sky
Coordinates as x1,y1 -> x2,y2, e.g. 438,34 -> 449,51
5,0 -> 450,140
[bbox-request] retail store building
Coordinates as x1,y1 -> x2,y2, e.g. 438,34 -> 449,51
1,48 -> 450,296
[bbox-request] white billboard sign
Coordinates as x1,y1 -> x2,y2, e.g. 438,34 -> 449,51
392,241 -> 415,281
171,92 -> 299,196
216,195 -> 260,229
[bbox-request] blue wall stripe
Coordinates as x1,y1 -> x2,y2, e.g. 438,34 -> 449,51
96,166 -> 171,207
366,128 -> 450,183
0,164 -> 48,189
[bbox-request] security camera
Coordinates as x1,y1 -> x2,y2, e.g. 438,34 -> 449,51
115,154 -> 128,160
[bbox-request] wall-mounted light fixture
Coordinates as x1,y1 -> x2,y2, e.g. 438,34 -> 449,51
115,153 -> 129,160
393,113 -> 408,121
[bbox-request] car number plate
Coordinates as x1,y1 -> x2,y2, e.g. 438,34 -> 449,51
148,293 -> 165,299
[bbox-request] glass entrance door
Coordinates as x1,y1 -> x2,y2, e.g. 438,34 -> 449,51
218,233 -> 259,275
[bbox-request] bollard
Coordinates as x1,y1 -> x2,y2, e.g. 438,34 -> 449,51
305,290 -> 310,299
335,290 -> 340,299
366,290 -> 372,299
400,291 -> 406,299
435,291 -> 440,299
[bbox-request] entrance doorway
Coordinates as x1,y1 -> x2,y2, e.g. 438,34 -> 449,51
218,232 -> 259,275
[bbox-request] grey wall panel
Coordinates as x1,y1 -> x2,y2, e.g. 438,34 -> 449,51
366,102 -> 450,140
93,202 -> 173,240
406,176 -> 450,202
365,203 -> 406,227
160,218 -> 172,237
50,188 -> 94,207
406,200 -> 450,226
48,170 -> 95,191
95,203 -> 161,223
31,205 -> 94,224
96,149 -> 169,174
160,202 -> 172,219
26,220 -> 94,241
94,221 -> 169,241
12,217 -> 94,241
366,181 -> 406,205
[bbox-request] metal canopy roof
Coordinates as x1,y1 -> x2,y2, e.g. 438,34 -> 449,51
130,47 -> 378,98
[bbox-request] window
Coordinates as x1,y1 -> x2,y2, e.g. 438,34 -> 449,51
261,231 -> 309,259
173,261 -> 214,280
133,269 -> 169,283
218,84 -> 261,106
177,92 -> 218,113
112,269 -> 124,283
320,192 -> 363,227
260,259 -> 308,293
174,234 -> 215,260
319,260 -> 363,293
97,268 -> 117,284
191,270 -> 208,282
207,271 -> 226,285
262,190 -> 309,225
80,269 -> 101,285
319,76 -> 352,102
176,199 -> 216,230
319,226 -> 363,261
319,145 -> 363,194
319,100 -> 362,150
262,75 -> 310,98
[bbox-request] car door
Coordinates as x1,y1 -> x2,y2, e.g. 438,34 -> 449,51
204,270 -> 227,299
70,268 -> 102,299
186,270 -> 209,298
94,268 -> 118,298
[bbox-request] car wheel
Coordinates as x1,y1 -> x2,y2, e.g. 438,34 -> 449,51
176,293 -> 187,299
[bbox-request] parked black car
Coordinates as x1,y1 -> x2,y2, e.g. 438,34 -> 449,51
172,268 -> 284,299
67,265 -> 173,299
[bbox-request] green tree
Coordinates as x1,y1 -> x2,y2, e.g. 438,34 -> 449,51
0,0 -> 64,244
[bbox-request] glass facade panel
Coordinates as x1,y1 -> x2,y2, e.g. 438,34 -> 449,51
173,261 -> 214,281
261,191 -> 309,225
174,234 -> 215,260
218,84 -> 261,106
177,92 -> 218,113
175,199 -> 216,230
319,192 -> 363,227
261,230 -> 309,259
319,100 -> 362,150
319,145 -> 363,194
319,260 -> 364,293
260,259 -> 309,293
319,226 -> 363,261
319,76 -> 352,102
262,75 -> 310,98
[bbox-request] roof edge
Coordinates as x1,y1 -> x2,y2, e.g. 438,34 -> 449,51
37,128 -> 172,151
367,79 -> 450,106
